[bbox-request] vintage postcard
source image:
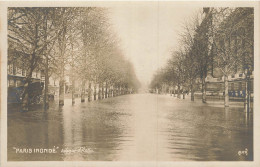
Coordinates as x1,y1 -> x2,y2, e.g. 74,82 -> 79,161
1,0 -> 260,167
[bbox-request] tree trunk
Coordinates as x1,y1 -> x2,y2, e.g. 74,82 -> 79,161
21,78 -> 31,112
202,77 -> 206,103
21,84 -> 29,112
177,85 -> 181,98
108,85 -> 111,97
101,83 -> 104,99
21,61 -> 35,111
248,80 -> 251,112
59,79 -> 64,106
191,86 -> 194,101
183,90 -> 185,99
94,83 -> 97,100
88,82 -> 91,102
114,87 -> 117,96
105,82 -> 108,98
98,83 -> 101,100
59,60 -> 65,106
44,68 -> 49,110
72,79 -> 75,105
58,20 -> 67,106
224,75 -> 229,107
190,81 -> 194,101
245,79 -> 251,112
81,80 -> 85,102
43,13 -> 49,110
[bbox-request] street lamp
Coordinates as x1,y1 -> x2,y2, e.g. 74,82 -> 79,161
244,66 -> 251,113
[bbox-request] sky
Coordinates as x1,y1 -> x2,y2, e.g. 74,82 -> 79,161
108,2 -> 200,86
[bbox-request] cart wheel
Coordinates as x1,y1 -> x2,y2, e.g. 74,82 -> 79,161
29,97 -> 35,104
35,95 -> 43,104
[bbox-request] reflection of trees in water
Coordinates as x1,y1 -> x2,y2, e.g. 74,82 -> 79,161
8,94 -> 253,161
61,101 -> 126,161
165,105 -> 253,161
8,97 -> 128,161
8,104 -> 64,161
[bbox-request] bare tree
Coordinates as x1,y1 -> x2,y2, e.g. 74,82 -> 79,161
8,7 -> 141,110
180,18 -> 200,101
8,8 -> 56,111
211,7 -> 253,107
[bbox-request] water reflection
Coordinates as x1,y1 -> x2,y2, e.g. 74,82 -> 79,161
8,94 -> 253,161
8,103 -> 64,160
159,97 -> 253,161
61,98 -> 136,160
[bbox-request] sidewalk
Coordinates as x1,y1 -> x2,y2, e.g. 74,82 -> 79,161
163,93 -> 253,110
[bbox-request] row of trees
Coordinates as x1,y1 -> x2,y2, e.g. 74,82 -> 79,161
8,7 -> 140,112
150,7 -> 253,107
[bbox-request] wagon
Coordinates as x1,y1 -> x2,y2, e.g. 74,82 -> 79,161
8,82 -> 44,104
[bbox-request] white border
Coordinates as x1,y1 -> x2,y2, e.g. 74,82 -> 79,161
1,1 -> 260,167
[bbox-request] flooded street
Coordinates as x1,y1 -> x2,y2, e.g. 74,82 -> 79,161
8,93 -> 253,161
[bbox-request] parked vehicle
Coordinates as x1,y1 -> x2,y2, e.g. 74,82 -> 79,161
8,82 -> 44,104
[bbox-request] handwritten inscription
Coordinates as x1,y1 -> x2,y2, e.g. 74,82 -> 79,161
61,147 -> 94,154
238,148 -> 248,156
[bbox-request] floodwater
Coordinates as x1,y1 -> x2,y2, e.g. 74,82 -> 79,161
7,93 -> 253,161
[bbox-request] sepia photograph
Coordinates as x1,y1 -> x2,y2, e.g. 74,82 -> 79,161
0,0 -> 260,167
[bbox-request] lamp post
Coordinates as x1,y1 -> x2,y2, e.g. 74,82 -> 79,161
244,67 -> 250,113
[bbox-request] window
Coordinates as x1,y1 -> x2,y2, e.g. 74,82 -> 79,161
16,80 -> 22,87
22,69 -> 26,76
8,64 -> 13,75
13,67 -> 17,75
219,83 -> 223,91
9,79 -> 15,87
231,83 -> 234,91
32,71 -> 36,78
238,82 -> 242,91
16,67 -> 22,75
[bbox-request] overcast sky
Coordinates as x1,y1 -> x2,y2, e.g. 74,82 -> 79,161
108,3 -> 200,86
